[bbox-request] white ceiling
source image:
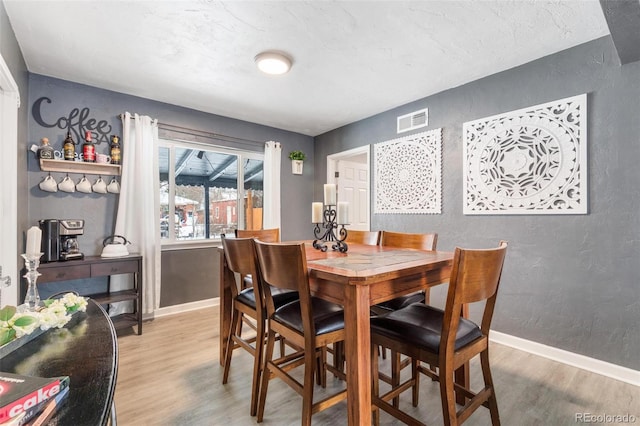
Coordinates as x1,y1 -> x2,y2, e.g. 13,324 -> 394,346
4,0 -> 609,136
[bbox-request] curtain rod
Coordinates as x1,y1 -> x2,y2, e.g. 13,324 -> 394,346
118,114 -> 264,146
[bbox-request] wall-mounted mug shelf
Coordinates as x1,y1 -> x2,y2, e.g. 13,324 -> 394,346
39,159 -> 121,176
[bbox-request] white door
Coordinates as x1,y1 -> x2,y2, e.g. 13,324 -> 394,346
0,54 -> 20,307
326,145 -> 370,231
338,159 -> 369,230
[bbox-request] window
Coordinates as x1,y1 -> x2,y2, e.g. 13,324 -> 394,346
159,140 -> 264,242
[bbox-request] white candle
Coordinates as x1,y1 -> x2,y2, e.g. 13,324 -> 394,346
324,184 -> 336,206
337,201 -> 349,224
26,226 -> 42,256
312,202 -> 324,223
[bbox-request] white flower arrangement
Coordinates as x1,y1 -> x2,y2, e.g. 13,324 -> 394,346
0,292 -> 88,347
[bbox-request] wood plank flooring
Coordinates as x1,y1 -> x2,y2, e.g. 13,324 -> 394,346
113,307 -> 640,425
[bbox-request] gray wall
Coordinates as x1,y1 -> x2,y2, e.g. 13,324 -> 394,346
314,36 -> 640,370
1,1 -> 29,274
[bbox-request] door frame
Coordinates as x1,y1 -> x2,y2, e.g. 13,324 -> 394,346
327,145 -> 370,231
0,53 -> 20,307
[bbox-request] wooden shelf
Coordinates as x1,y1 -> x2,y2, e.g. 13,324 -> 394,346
110,313 -> 139,331
39,158 -> 121,176
92,289 -> 138,305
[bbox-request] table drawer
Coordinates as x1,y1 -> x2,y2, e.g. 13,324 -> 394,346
39,264 -> 91,283
91,260 -> 139,277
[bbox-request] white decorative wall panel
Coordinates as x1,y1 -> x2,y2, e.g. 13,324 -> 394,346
463,94 -> 587,215
374,129 -> 442,214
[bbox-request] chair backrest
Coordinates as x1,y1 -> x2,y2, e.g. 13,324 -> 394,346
442,241 -> 508,345
221,236 -> 264,310
235,228 -> 280,243
254,241 -> 315,335
379,230 -> 438,251
345,230 -> 380,246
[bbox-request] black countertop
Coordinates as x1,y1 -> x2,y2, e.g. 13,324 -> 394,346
1,300 -> 118,426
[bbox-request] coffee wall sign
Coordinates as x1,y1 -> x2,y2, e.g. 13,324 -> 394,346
32,96 -> 113,145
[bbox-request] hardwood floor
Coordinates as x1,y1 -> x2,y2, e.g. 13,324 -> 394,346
114,307 -> 640,425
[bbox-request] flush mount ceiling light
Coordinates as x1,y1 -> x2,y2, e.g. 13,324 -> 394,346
255,51 -> 292,75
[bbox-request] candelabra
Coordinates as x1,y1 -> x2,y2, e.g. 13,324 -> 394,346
22,253 -> 43,311
313,204 -> 349,252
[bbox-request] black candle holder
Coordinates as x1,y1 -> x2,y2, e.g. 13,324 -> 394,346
313,205 -> 348,252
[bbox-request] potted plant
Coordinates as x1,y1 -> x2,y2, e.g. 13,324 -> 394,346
288,150 -> 306,175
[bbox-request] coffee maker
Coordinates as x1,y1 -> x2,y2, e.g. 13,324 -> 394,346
40,219 -> 85,262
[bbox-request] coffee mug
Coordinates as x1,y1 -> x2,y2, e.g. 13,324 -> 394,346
58,175 -> 75,193
93,176 -> 107,194
39,175 -> 58,192
76,176 -> 92,193
96,153 -> 111,164
107,178 -> 120,194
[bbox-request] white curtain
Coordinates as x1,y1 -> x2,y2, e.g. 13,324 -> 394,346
263,141 -> 281,230
110,112 -> 161,315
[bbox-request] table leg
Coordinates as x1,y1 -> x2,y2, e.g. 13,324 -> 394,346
218,249 -> 233,366
136,265 -> 143,335
343,283 -> 371,426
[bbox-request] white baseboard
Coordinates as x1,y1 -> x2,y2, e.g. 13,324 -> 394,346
148,298 -> 219,320
490,331 -> 640,387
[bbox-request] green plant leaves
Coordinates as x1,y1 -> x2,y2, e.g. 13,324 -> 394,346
0,306 -> 16,322
0,328 -> 16,346
13,315 -> 37,327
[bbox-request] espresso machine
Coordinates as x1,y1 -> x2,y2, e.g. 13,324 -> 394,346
40,219 -> 85,262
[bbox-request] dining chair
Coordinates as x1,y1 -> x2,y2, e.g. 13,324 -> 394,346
376,230 -> 438,309
220,236 -> 298,416
344,229 -> 380,246
254,240 -> 347,426
374,230 -> 438,405
235,227 -> 280,242
234,228 -> 280,291
370,241 -> 508,426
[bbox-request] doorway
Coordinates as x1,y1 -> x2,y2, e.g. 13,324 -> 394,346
0,54 -> 20,307
327,146 -> 370,231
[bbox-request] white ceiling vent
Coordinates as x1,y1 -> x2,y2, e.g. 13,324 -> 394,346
397,108 -> 429,133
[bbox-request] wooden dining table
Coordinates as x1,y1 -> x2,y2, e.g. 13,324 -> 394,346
218,242 -> 454,426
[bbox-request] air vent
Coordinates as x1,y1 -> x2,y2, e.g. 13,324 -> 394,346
397,108 -> 429,133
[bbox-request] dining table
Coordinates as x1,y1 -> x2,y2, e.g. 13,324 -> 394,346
217,241 -> 455,426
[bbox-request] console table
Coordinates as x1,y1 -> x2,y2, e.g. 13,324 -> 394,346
1,300 -> 118,426
31,255 -> 143,335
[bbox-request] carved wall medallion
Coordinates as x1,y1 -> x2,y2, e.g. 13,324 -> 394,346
374,128 -> 442,214
463,94 -> 587,214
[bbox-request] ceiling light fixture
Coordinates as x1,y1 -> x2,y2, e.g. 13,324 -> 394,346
255,51 -> 292,75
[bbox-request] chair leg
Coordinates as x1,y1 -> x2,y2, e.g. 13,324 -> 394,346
439,364 -> 458,426
480,350 -> 501,425
412,358 -> 420,407
391,350 -> 401,408
317,347 -> 327,388
302,350 -> 316,426
222,308 -> 241,384
279,335 -> 286,357
333,341 -> 345,374
371,342 -> 380,426
256,329 -> 277,423
250,316 -> 265,417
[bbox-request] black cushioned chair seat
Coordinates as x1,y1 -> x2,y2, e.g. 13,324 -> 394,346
374,291 -> 425,312
236,287 -> 299,310
274,298 -> 344,336
370,303 -> 482,352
